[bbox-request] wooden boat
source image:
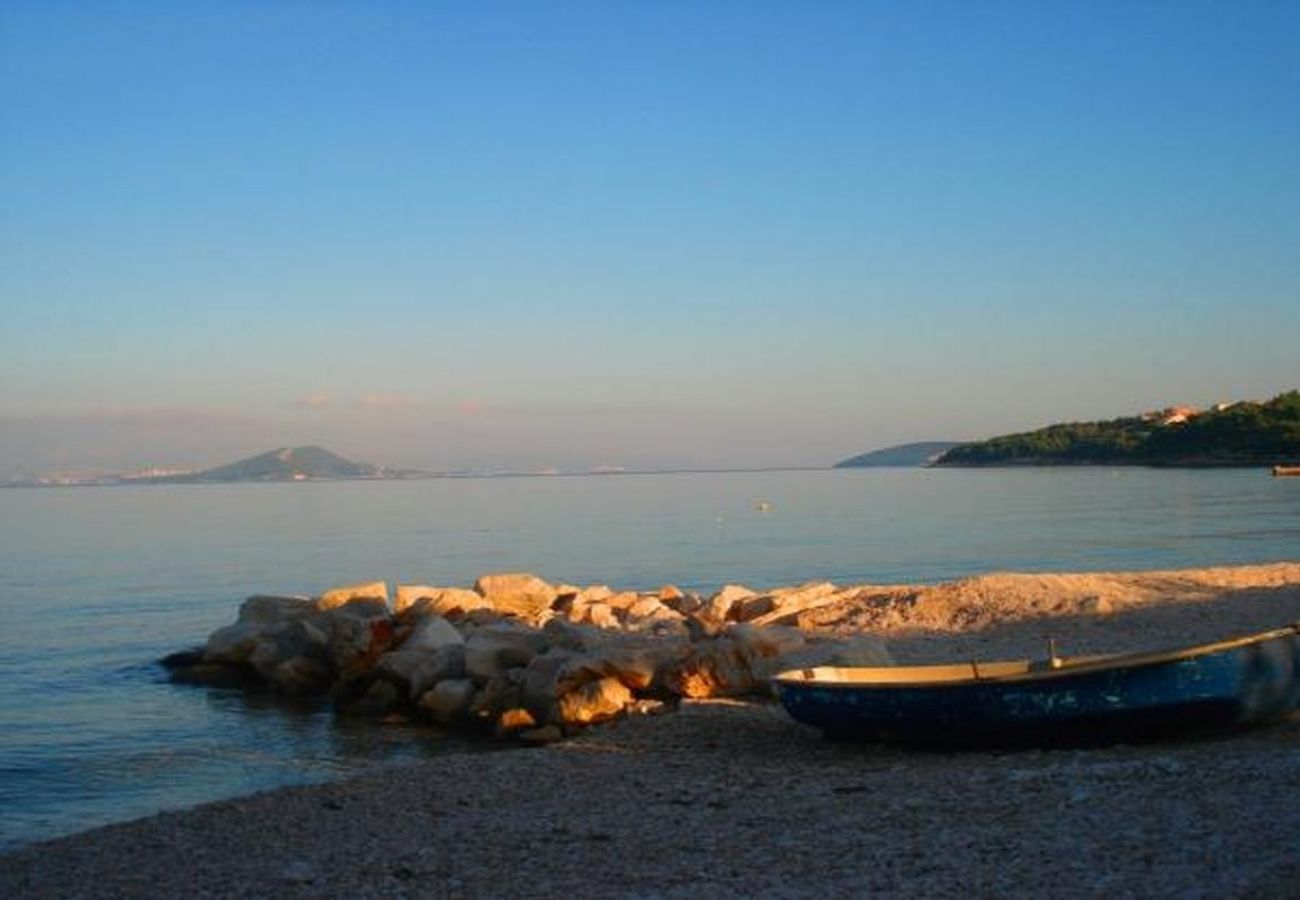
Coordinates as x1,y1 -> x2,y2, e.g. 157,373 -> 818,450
773,624 -> 1300,746
1273,465 -> 1300,477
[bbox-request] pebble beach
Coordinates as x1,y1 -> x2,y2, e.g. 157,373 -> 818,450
3,562 -> 1299,898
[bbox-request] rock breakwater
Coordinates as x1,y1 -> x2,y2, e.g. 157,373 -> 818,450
164,573 -> 892,742
164,562 -> 1300,742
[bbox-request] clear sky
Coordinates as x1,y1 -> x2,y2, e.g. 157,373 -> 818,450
2,1 -> 1297,476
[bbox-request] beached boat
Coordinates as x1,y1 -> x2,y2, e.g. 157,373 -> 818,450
773,624 -> 1300,746
1273,465 -> 1300,477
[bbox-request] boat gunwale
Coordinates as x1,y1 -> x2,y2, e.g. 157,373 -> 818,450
772,623 -> 1300,690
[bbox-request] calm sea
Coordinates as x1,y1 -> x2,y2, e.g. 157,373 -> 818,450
1,467 -> 1298,850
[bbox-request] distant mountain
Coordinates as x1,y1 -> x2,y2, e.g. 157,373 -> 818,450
155,446 -> 381,482
934,391 -> 1300,467
834,442 -> 961,468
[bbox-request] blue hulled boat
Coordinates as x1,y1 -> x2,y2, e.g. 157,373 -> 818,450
773,624 -> 1300,746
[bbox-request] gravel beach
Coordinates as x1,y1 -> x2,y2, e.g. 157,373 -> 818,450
4,563 -> 1299,898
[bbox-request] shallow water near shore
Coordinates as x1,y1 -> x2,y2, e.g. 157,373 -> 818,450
1,466 -> 1298,850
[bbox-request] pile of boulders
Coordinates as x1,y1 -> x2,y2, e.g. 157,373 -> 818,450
163,572 -> 890,743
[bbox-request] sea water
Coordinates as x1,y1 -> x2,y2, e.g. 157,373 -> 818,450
1,467 -> 1297,849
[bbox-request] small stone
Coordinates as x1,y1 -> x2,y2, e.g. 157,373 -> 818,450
518,724 -> 564,745
281,861 -> 316,884
1080,596 -> 1114,615
495,707 -> 538,736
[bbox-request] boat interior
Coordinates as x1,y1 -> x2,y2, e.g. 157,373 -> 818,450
775,659 -> 1088,687
774,624 -> 1300,688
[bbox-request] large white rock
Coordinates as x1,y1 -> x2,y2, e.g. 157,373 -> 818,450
665,625 -> 892,699
602,591 -> 642,611
374,650 -> 425,688
269,655 -> 331,694
666,624 -> 809,698
555,676 -> 633,726
417,678 -> 476,723
317,581 -> 389,612
701,584 -> 756,622
575,585 -> 614,604
396,586 -> 493,619
394,584 -> 438,614
583,602 -> 619,630
540,618 -> 602,652
324,612 -> 395,674
473,572 -> 558,619
317,597 -> 390,620
408,645 -> 468,698
374,641 -> 467,696
659,587 -> 704,616
469,675 -> 523,719
556,646 -> 663,694
519,649 -> 577,721
625,596 -> 669,620
666,640 -> 748,698
746,582 -> 842,626
237,595 -> 315,625
464,625 -> 549,683
401,616 -> 464,653
204,622 -> 262,663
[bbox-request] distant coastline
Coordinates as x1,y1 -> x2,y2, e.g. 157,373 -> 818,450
10,389 -> 1298,488
931,391 -> 1299,469
834,441 -> 960,468
0,458 -> 833,490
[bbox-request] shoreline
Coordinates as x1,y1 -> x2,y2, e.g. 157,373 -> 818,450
5,561 -> 1300,896
4,699 -> 1298,897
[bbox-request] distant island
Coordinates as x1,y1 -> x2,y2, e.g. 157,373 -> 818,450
934,391 -> 1300,468
5,446 -> 427,488
834,442 -> 960,468
143,446 -> 399,483
6,447 -> 809,488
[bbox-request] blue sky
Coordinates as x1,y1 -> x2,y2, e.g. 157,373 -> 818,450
2,1 -> 1297,475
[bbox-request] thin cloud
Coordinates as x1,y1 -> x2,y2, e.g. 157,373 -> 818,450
1,407 -> 268,428
359,392 -> 419,410
453,401 -> 667,421
289,393 -> 334,410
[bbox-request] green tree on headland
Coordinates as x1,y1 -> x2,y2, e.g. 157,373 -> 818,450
934,391 -> 1300,467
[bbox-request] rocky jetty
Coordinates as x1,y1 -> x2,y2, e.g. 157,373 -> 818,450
165,561 -> 1300,743
164,573 -> 892,742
